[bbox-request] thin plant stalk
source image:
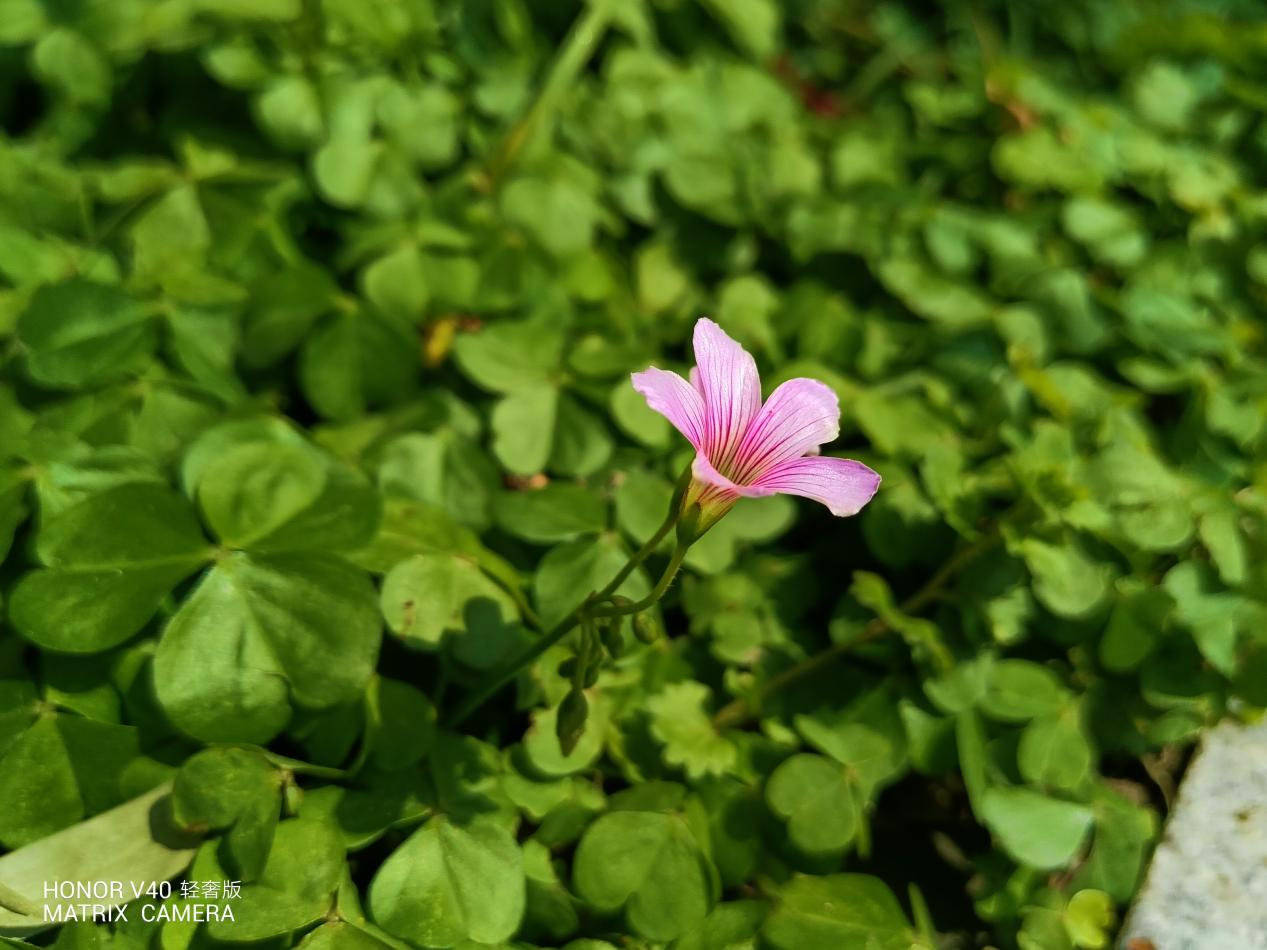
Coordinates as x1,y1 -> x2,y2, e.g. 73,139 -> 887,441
445,503 -> 682,727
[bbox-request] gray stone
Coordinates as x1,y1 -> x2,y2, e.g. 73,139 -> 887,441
1119,716 -> 1267,950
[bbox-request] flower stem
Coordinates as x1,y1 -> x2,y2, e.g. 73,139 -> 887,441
593,543 -> 687,617
494,578 -> 544,632
444,504 -> 682,727
599,504 -> 679,599
711,532 -> 1002,730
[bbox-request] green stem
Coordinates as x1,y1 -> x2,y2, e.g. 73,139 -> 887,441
444,612 -> 583,729
593,543 -> 687,617
599,503 -> 680,598
445,505 -> 682,727
500,580 -> 545,631
711,532 -> 1001,730
486,0 -> 615,183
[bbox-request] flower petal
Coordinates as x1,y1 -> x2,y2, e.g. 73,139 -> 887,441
745,455 -> 881,516
692,318 -> 761,465
731,378 -> 840,483
691,451 -> 743,498
631,366 -> 706,451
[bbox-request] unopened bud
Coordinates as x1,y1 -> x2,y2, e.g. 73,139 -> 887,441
632,611 -> 660,644
556,689 -> 589,756
599,615 -> 625,658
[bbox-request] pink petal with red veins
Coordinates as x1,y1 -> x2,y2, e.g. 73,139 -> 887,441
745,455 -> 881,516
690,451 -> 744,500
631,366 -> 706,452
730,378 -> 840,483
692,318 -> 762,467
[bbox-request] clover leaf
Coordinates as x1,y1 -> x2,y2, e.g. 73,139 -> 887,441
369,817 -> 525,948
573,810 -> 713,942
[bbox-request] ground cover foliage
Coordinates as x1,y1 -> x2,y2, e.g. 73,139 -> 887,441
0,0 -> 1266,947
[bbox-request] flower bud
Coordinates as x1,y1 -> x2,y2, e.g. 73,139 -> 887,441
632,611 -> 660,644
556,689 -> 588,756
598,615 -> 625,658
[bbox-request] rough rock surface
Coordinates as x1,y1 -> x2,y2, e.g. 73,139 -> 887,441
1119,717 -> 1267,950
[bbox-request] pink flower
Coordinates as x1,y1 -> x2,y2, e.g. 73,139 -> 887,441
632,318 -> 880,533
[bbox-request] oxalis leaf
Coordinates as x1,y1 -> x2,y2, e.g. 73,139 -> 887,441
9,484 -> 211,653
572,810 -> 713,942
365,678 -> 438,772
0,694 -> 143,850
646,681 -> 736,780
379,552 -> 520,666
17,279 -> 158,389
153,551 -> 380,744
377,431 -> 500,531
491,384 -> 558,475
297,921 -> 398,950
0,783 -> 197,937
202,816 -> 346,943
0,469 -> 27,564
171,746 -> 282,880
980,787 -> 1094,870
765,754 -> 860,856
1017,535 -> 1115,620
368,817 -> 525,948
194,435 -> 381,553
978,659 -> 1071,723
1017,705 -> 1094,792
299,310 -> 417,422
453,319 -> 564,394
494,482 -> 608,544
761,874 -> 925,950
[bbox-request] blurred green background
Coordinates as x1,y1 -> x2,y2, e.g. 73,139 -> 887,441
1,0 -> 1266,948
